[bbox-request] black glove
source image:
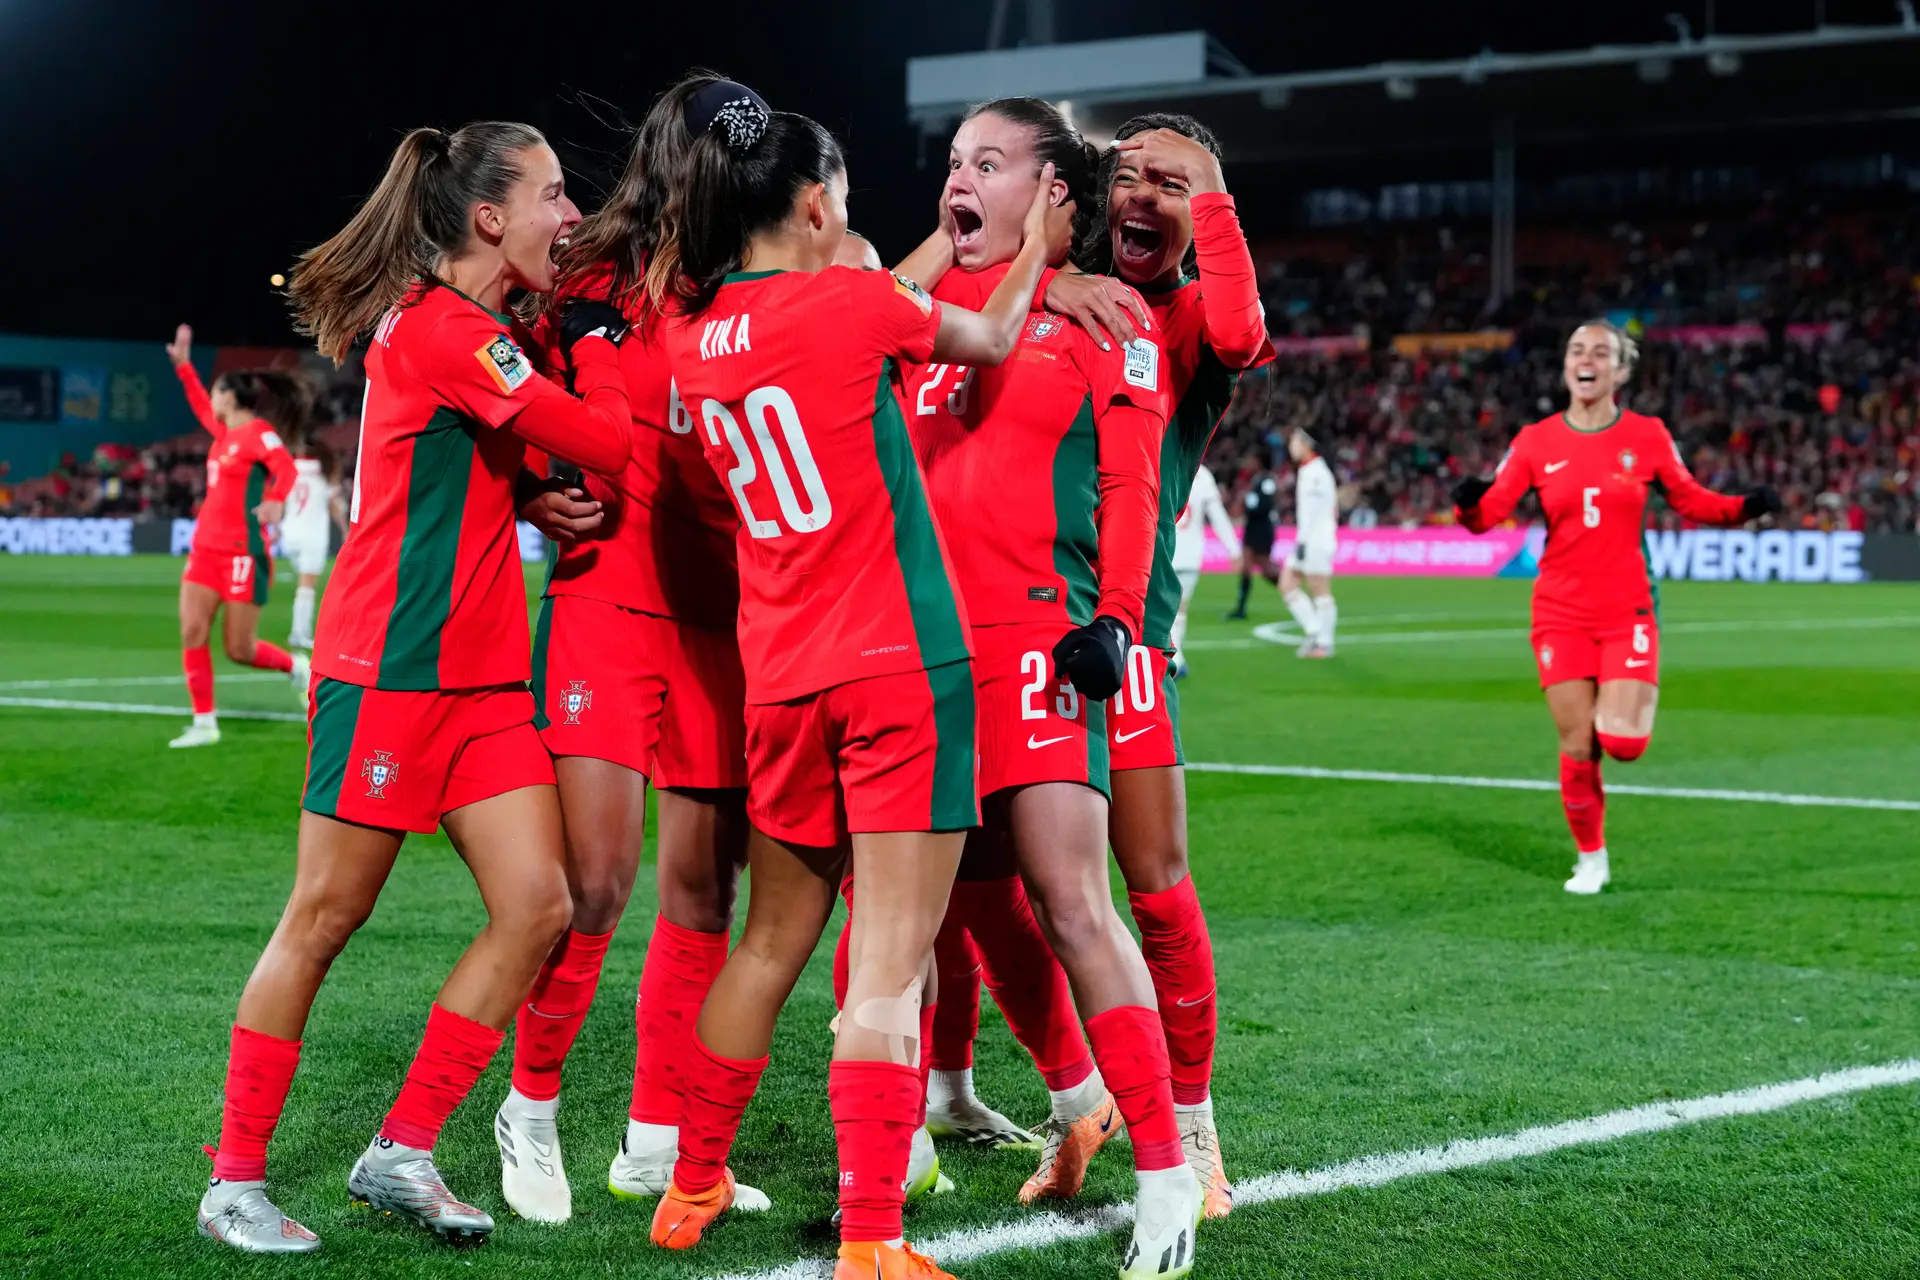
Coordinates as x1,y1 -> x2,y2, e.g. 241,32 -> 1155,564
1451,476 -> 1492,510
554,299 -> 630,352
1052,615 -> 1131,703
1741,485 -> 1782,520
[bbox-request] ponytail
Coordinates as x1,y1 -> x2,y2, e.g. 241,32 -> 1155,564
217,368 -> 315,441
964,97 -> 1102,268
647,107 -> 842,319
289,121 -> 548,363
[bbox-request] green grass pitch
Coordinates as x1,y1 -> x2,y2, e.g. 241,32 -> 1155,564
1,556 -> 1917,1277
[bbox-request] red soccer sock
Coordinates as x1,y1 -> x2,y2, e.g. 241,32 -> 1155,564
183,643 -> 215,715
210,1025 -> 301,1182
1128,878 -> 1218,1107
930,917 -> 981,1072
1560,754 -> 1607,853
958,876 -> 1094,1091
916,1000 -> 937,1124
380,1003 -> 505,1151
1085,1005 -> 1183,1171
672,1033 -> 767,1195
1596,731 -> 1649,763
246,640 -> 294,674
511,928 -> 613,1102
830,1059 -> 921,1244
832,915 -> 852,1011
631,917 -> 730,1125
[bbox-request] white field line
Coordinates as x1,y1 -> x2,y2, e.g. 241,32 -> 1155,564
713,1058 -> 1920,1280
0,673 -> 288,691
1186,614 -> 1920,650
1185,761 -> 1920,812
0,696 -> 304,723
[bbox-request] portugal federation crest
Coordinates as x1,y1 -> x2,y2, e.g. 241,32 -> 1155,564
1617,448 -> 1637,475
1025,313 -> 1064,343
1538,644 -> 1555,671
361,750 -> 398,799
561,679 -> 594,726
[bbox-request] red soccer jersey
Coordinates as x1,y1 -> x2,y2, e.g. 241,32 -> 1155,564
174,364 -> 297,559
1460,409 -> 1748,629
662,266 -> 970,704
317,282 -> 620,691
542,272 -> 739,629
906,263 -> 1171,640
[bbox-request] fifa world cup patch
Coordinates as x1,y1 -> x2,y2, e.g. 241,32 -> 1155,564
476,334 -> 534,394
361,750 -> 398,799
891,272 -> 934,316
1123,336 -> 1161,391
561,679 -> 593,725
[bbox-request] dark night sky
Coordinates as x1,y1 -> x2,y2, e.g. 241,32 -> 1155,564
0,0 -> 1889,346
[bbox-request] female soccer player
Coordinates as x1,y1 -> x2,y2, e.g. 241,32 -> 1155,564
282,435 -> 345,651
163,327 -> 308,747
195,121 -> 634,1254
492,73 -> 759,1227
907,98 -> 1204,1278
1281,427 -> 1338,657
1454,321 -> 1778,894
1170,464 -> 1238,675
1066,113 -> 1273,1220
643,101 -> 1064,1280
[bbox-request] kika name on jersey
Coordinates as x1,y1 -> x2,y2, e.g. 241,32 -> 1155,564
698,312 -> 753,361
476,335 -> 533,394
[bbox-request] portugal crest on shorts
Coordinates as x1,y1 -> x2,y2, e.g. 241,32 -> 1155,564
561,679 -> 593,725
1538,644 -> 1555,670
361,750 -> 398,799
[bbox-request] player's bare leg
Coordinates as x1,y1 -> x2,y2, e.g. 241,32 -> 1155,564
220,599 -> 306,697
1546,680 -> 1610,894
1595,678 -> 1658,762
1305,571 -> 1335,656
1004,784 -> 1202,1270
289,571 -> 321,651
650,826 -> 828,1248
1110,765 -> 1230,1218
615,786 -> 748,1198
173,581 -> 223,747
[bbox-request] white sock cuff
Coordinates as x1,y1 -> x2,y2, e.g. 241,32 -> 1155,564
505,1086 -> 559,1120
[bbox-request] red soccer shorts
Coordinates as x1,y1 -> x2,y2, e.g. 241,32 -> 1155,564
184,548 -> 271,606
1108,645 -> 1184,772
302,679 -> 555,833
745,660 -> 978,849
1533,617 -> 1661,688
532,595 -> 747,788
972,620 -> 1109,799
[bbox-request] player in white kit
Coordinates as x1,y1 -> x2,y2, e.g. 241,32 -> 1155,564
1280,429 -> 1338,658
1170,465 -> 1238,677
280,440 -> 344,651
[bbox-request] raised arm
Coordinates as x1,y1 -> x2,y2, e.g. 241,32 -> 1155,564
928,163 -> 1073,366
1454,435 -> 1534,533
1189,193 -> 1271,370
506,334 -> 632,478
166,324 -> 222,437
1651,425 -> 1773,525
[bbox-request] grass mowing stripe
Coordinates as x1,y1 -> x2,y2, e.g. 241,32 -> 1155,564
1187,760 -> 1920,811
0,695 -> 304,722
0,673 -> 291,690
1193,614 -> 1920,650
714,1058 -> 1920,1280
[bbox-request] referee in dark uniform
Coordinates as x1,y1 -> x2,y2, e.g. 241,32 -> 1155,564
1226,466 -> 1281,620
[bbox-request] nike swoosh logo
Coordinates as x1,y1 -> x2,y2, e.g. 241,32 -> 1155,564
1027,734 -> 1072,749
1624,658 -> 1650,668
1099,1109 -> 1115,1134
1544,460 -> 1569,473
1113,726 -> 1155,743
1175,988 -> 1215,1007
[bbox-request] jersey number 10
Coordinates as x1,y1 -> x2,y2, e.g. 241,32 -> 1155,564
699,386 -> 833,539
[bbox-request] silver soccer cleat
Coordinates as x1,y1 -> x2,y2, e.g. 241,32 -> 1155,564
197,1182 -> 321,1254
348,1138 -> 494,1242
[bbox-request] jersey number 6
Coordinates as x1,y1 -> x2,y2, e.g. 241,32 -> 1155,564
700,386 -> 834,538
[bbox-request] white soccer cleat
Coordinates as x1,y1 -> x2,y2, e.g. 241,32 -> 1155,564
170,719 -> 221,749
1121,1163 -> 1203,1279
1565,849 -> 1611,895
290,651 -> 312,698
607,1120 -> 677,1201
904,1125 -> 954,1202
197,1180 -> 320,1254
925,1093 -> 1038,1148
495,1091 -> 571,1223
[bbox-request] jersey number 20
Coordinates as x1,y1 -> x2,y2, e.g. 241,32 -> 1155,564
700,387 -> 833,538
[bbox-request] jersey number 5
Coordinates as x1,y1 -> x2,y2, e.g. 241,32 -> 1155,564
700,386 -> 833,538
1582,487 -> 1601,528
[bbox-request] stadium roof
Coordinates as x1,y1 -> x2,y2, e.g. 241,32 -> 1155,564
906,20 -> 1920,163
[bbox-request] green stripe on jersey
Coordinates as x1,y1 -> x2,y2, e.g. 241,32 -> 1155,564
872,359 -> 969,666
1050,395 -> 1100,626
302,677 -> 364,817
1142,347 -> 1239,649
378,408 -> 476,690
530,596 -> 554,731
244,462 -> 269,563
1084,695 -> 1110,797
924,659 -> 978,831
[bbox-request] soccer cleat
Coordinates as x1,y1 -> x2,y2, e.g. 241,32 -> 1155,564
607,1125 -> 676,1200
347,1138 -> 494,1242
832,1239 -> 959,1280
1120,1165 -> 1203,1279
925,1093 -> 1038,1149
1296,643 -> 1331,660
904,1125 -> 954,1203
197,1181 -> 321,1254
290,651 -> 312,697
1179,1111 -> 1233,1219
494,1094 -> 571,1223
1565,849 -> 1611,895
170,722 -> 221,749
648,1169 -> 770,1249
1018,1090 -> 1119,1203
1221,608 -> 1247,622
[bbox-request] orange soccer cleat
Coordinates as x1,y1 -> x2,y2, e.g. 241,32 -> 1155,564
649,1169 -> 770,1249
1182,1113 -> 1234,1219
833,1239 -> 959,1280
1017,1090 -> 1120,1203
